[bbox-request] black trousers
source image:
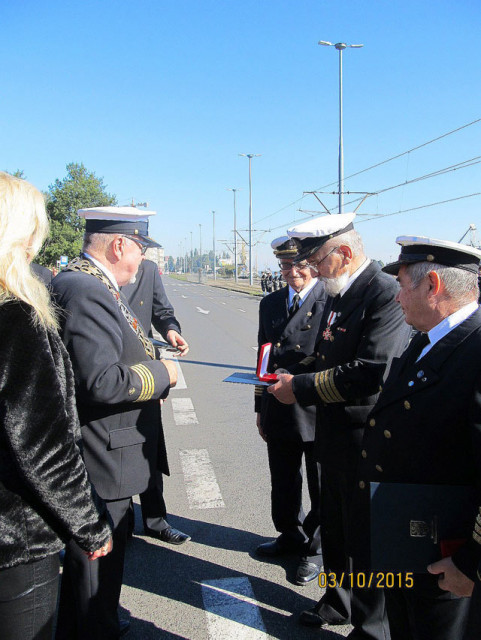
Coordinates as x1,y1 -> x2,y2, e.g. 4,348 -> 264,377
0,554 -> 59,640
267,438 -> 322,560
139,468 -> 169,533
316,461 -> 390,640
56,497 -> 130,640
385,575 -> 470,640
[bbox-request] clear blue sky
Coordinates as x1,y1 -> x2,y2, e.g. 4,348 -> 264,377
2,0 -> 480,269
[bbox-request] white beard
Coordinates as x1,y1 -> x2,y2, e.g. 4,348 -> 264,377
320,271 -> 350,296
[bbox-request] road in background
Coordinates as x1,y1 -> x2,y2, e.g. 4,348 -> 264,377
122,276 -> 352,639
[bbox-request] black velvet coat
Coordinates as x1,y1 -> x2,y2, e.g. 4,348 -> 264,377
0,300 -> 112,570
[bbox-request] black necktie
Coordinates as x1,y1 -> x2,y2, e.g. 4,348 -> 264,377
289,293 -> 300,317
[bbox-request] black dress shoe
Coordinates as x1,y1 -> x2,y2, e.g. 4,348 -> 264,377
146,526 -> 191,545
255,539 -> 298,557
118,619 -> 131,637
299,606 -> 348,627
295,560 -> 321,585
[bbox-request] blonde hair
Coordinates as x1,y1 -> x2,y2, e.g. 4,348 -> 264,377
0,171 -> 58,329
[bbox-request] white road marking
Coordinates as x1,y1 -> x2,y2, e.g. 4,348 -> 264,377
201,578 -> 267,639
171,397 -> 198,425
237,308 -> 246,313
179,449 -> 225,509
196,307 -> 210,314
162,354 -> 187,390
221,302 -> 226,305
182,295 -> 187,298
251,346 -> 258,352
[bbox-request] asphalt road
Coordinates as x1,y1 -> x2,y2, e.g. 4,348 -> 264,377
122,276 -> 352,639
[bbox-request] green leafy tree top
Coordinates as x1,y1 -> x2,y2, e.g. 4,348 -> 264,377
39,163 -> 117,267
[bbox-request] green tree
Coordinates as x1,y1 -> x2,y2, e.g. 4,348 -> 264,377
38,162 -> 117,266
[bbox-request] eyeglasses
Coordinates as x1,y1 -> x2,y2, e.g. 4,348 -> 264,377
306,247 -> 338,272
122,235 -> 148,255
278,260 -> 310,272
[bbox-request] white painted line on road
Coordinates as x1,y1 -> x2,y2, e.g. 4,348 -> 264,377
171,397 -> 198,425
182,295 -> 187,298
237,308 -> 246,313
179,449 -> 225,509
251,346 -> 258,351
221,302 -> 226,305
162,355 -> 187,390
196,307 -> 210,314
201,578 -> 267,639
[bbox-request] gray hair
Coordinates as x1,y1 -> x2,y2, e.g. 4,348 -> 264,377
324,229 -> 365,256
82,232 -> 114,254
405,262 -> 479,305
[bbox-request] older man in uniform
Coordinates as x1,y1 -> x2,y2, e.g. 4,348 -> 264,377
269,213 -> 411,639
255,236 -> 327,584
52,207 -> 178,640
122,257 -> 191,544
354,236 -> 481,640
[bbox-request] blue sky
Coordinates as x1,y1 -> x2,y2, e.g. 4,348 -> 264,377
2,0 -> 480,269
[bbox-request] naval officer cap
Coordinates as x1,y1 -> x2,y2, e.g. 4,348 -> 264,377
383,236 -> 481,276
78,206 -> 161,248
270,235 -> 298,257
287,212 -> 356,261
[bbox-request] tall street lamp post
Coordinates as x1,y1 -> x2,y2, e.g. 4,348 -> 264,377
226,187 -> 241,283
212,210 -> 216,281
239,153 -> 261,285
318,40 -> 363,214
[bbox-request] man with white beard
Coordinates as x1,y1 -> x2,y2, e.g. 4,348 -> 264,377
268,213 -> 411,640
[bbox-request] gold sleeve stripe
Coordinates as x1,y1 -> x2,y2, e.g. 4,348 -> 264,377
314,369 -> 344,403
131,364 -> 155,402
255,385 -> 264,396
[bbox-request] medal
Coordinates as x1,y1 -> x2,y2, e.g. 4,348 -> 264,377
323,310 -> 337,341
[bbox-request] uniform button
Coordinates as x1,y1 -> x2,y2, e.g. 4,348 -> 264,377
276,342 -> 281,348
375,465 -> 383,473
321,354 -> 325,360
369,418 -> 376,427
140,300 -> 144,305
128,387 -> 136,395
359,480 -> 366,489
379,385 -> 383,393
361,450 -> 367,458
273,363 -> 278,369
404,400 -> 411,410
305,324 -> 311,329
384,430 -> 392,439
295,344 -> 301,350
307,311 -> 312,317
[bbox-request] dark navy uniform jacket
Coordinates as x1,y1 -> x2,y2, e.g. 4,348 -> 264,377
121,260 -> 181,338
52,260 -> 172,501
355,307 -> 481,580
256,280 -> 327,442
292,261 -> 411,461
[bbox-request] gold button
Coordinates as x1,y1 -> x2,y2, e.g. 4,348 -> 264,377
307,311 -> 312,317
404,400 -> 411,410
321,354 -> 325,360
276,342 -> 281,348
384,430 -> 392,439
379,385 -> 383,393
361,450 -> 367,458
128,387 -> 136,396
375,465 -> 383,473
305,324 -> 311,329
273,363 -> 278,369
359,480 -> 366,489
369,418 -> 376,427
140,300 -> 144,305
295,344 -> 301,350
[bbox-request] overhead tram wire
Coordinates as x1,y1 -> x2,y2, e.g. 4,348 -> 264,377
253,117 -> 481,227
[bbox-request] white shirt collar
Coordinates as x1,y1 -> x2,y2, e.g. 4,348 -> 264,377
427,301 -> 479,348
289,278 -> 317,307
339,258 -> 371,297
84,252 -> 119,290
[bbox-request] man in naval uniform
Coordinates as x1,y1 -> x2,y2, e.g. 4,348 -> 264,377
122,258 -> 191,544
255,236 -> 327,585
269,213 -> 411,639
354,236 -> 481,640
52,207 -> 178,640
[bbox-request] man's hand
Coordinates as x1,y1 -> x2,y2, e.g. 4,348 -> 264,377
267,373 -> 296,404
166,330 -> 189,356
256,412 -> 267,442
427,556 -> 474,597
161,359 -> 178,387
87,537 -> 113,561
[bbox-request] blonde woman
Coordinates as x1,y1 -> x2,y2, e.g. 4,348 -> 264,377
0,172 -> 112,640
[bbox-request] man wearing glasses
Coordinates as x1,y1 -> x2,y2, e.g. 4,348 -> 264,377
52,207 -> 178,639
269,213 -> 411,640
255,236 -> 327,585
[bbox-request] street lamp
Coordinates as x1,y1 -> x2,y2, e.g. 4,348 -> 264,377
212,210 -> 216,281
199,223 -> 202,277
239,153 -> 261,284
318,40 -> 363,214
227,188 -> 241,283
